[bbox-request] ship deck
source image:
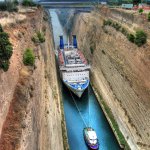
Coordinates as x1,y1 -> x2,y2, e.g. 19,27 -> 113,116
58,47 -> 88,67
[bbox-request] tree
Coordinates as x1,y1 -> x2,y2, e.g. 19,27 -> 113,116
134,30 -> 147,46
0,26 -> 13,71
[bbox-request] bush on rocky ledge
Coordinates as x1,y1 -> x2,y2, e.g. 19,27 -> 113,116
32,31 -> 45,44
103,19 -> 147,47
0,24 -> 13,71
23,48 -> 35,66
134,30 -> 147,47
127,34 -> 135,43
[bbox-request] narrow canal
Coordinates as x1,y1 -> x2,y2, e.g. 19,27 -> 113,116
49,9 -> 120,150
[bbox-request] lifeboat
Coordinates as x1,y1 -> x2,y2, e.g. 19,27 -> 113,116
83,127 -> 99,150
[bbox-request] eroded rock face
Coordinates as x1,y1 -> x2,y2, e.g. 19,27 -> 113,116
73,10 -> 150,150
0,8 -> 64,150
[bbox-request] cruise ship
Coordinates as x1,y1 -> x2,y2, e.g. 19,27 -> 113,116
58,35 -> 90,97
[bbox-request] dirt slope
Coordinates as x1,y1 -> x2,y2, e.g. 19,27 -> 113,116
73,9 -> 150,150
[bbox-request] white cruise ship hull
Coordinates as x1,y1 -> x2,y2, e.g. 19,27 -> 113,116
58,35 -> 90,98
63,79 -> 89,98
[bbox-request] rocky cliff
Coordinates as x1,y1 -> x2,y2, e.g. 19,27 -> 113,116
73,8 -> 150,150
0,7 -> 64,150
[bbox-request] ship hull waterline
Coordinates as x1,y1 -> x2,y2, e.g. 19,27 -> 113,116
63,80 -> 88,98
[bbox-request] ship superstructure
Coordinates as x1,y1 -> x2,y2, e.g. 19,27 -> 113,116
58,35 -> 90,97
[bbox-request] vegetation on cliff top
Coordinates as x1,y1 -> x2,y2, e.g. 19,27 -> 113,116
22,0 -> 37,7
103,19 -> 147,47
32,31 -> 45,44
0,0 -> 37,11
23,48 -> 35,66
0,0 -> 18,12
0,24 -> 13,71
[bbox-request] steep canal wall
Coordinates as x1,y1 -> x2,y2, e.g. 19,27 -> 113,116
0,8 -> 64,150
73,8 -> 150,150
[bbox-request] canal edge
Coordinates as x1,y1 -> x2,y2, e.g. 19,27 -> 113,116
90,78 -> 130,150
55,55 -> 70,150
46,9 -> 70,150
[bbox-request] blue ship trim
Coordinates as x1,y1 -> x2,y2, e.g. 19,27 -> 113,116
65,80 -> 89,90
73,35 -> 77,48
59,35 -> 64,49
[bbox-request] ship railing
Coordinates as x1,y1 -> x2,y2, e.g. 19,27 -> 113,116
59,66 -> 90,71
66,79 -> 88,83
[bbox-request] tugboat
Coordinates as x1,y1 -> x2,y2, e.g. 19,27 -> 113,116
83,127 -> 99,150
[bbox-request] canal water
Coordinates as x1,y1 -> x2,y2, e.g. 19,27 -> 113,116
49,9 -> 120,150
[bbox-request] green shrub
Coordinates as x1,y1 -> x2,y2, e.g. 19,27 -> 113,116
121,27 -> 128,36
1,60 -> 9,71
0,27 -> 13,71
0,24 -> 3,32
138,8 -> 144,14
134,30 -> 147,46
148,12 -> 150,21
22,0 -> 36,6
31,31 -> 45,44
31,35 -> 39,43
103,20 -> 127,35
103,19 -> 112,26
127,34 -> 135,43
0,1 -> 18,12
90,46 -> 94,54
23,48 -> 35,66
112,22 -> 121,31
116,23 -> 120,30
37,31 -> 45,43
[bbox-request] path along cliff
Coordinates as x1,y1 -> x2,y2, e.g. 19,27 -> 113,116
0,7 -> 65,150
73,6 -> 150,150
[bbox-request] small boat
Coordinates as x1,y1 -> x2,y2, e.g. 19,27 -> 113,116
83,127 -> 99,150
